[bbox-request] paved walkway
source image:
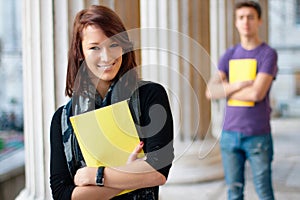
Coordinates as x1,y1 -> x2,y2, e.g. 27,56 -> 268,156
159,118 -> 300,200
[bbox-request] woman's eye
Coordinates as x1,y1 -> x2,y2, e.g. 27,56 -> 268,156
90,46 -> 100,50
110,43 -> 119,48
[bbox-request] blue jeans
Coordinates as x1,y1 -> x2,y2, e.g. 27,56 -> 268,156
220,131 -> 275,200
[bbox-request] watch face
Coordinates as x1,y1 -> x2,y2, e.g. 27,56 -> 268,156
96,177 -> 104,186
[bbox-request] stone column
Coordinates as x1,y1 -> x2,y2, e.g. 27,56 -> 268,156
140,0 -> 211,141
16,0 -> 56,199
209,0 -> 228,139
140,0 -> 223,184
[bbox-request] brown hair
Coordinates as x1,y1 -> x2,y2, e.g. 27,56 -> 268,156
235,1 -> 262,19
65,5 -> 137,97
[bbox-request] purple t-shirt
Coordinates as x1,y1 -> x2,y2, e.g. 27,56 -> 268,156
218,43 -> 278,135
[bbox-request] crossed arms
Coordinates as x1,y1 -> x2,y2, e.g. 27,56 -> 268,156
206,70 -> 274,102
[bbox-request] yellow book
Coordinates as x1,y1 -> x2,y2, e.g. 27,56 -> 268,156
70,100 -> 144,195
228,59 -> 257,107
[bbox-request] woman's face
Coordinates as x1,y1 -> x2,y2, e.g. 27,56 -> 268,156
81,25 -> 122,84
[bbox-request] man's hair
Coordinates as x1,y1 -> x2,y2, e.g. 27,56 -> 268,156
235,1 -> 262,19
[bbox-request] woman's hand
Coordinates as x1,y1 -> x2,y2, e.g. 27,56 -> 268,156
74,167 -> 98,186
127,141 -> 146,164
74,141 -> 146,187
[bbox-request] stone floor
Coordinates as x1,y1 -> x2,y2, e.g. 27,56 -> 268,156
159,118 -> 300,200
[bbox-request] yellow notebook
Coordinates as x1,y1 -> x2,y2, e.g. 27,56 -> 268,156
228,59 -> 257,107
70,100 -> 143,195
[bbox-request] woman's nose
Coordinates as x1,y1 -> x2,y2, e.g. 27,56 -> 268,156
99,47 -> 110,62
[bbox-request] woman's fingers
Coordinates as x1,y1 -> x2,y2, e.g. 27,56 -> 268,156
127,141 -> 144,164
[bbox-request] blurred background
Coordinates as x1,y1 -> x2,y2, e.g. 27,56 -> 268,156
0,0 -> 299,199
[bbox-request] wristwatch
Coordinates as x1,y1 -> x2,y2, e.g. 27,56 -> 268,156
96,166 -> 105,187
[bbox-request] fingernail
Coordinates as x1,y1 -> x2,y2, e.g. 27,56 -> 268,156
140,141 -> 144,146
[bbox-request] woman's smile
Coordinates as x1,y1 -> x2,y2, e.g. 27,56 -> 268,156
97,61 -> 116,69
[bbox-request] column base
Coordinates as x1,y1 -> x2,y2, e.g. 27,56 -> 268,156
167,138 -> 224,184
15,188 -> 34,200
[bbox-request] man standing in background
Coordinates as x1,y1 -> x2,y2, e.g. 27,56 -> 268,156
206,1 -> 278,199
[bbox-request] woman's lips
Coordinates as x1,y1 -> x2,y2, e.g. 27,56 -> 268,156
97,62 -> 115,69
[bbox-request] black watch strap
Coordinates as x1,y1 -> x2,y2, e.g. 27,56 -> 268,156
96,166 -> 105,187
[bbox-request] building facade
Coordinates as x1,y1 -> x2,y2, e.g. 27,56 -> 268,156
0,0 -> 295,199
269,0 -> 300,117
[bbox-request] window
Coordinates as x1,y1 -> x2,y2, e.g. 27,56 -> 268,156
0,0 -> 23,160
296,0 -> 300,25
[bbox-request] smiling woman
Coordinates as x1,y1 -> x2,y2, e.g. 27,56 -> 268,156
50,5 -> 174,200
